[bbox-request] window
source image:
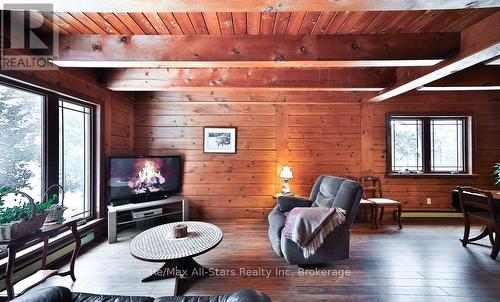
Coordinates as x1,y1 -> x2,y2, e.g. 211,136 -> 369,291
59,100 -> 93,218
388,115 -> 472,175
430,118 -> 465,172
0,79 -> 96,219
0,83 -> 43,201
390,118 -> 423,172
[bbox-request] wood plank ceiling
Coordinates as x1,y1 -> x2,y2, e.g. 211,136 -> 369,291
39,9 -> 498,35
21,6 -> 499,98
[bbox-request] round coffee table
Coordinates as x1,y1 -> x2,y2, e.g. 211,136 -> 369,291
130,221 -> 223,294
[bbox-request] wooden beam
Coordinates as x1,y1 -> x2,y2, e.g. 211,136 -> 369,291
103,67 -> 394,91
53,60 -> 443,68
418,86 -> 500,91
54,34 -> 458,68
368,11 -> 500,102
422,65 -> 500,90
5,0 -> 499,12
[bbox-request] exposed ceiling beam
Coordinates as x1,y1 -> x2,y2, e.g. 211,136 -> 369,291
53,34 -> 458,68
103,67 -> 394,91
114,87 -> 384,92
418,86 -> 500,91
53,60 -> 443,68
3,0 -> 498,12
368,11 -> 500,102
422,65 -> 500,91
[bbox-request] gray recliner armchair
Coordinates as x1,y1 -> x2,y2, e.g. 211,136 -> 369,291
268,176 -> 363,265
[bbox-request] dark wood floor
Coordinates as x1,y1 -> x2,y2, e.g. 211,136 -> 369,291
31,219 -> 500,302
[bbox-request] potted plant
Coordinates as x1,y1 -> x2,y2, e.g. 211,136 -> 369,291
0,191 -> 48,241
0,185 -> 63,241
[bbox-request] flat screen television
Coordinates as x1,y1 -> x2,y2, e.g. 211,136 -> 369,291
108,156 -> 181,205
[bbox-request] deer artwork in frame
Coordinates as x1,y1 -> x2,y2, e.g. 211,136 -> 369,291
203,127 -> 237,154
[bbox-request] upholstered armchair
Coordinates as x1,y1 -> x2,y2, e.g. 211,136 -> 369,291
268,176 -> 363,265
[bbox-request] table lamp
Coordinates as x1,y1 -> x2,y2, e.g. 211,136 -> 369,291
279,165 -> 294,195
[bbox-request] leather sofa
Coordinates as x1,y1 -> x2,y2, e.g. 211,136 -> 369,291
11,286 -> 272,302
268,175 -> 363,265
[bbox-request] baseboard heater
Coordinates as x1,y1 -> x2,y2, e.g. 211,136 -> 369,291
401,211 -> 463,219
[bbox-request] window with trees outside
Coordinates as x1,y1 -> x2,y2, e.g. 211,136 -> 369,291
388,115 -> 472,175
0,80 -> 96,220
59,100 -> 93,218
0,83 -> 43,201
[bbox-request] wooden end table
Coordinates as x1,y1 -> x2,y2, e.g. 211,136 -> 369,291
0,219 -> 81,300
130,221 -> 223,295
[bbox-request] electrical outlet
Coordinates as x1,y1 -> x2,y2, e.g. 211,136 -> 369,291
426,198 -> 432,205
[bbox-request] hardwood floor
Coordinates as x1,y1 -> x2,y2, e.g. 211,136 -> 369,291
31,219 -> 500,302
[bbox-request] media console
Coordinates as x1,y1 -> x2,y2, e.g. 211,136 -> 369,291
107,196 -> 188,244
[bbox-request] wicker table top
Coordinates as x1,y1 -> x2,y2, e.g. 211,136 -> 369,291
130,221 -> 223,261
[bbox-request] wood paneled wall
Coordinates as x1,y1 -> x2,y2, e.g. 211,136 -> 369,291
134,91 -> 365,218
134,90 -> 499,219
107,95 -> 134,155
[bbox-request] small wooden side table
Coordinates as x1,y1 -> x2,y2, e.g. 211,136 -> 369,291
0,219 -> 81,300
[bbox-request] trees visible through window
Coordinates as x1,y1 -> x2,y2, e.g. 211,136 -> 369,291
389,115 -> 470,175
0,83 -> 43,200
390,118 -> 423,172
431,119 -> 465,172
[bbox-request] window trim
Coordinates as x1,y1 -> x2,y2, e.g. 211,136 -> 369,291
0,77 -> 98,220
386,113 -> 476,177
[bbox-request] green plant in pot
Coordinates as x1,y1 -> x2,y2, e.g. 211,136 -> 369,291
0,189 -> 48,241
494,163 -> 500,186
0,185 -> 66,241
0,187 -> 39,224
0,190 -> 58,223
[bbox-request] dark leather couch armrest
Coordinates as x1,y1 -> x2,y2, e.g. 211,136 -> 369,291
11,286 -> 72,302
227,288 -> 272,302
154,289 -> 271,302
278,196 -> 311,212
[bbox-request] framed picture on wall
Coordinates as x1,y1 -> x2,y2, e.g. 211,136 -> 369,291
203,127 -> 237,154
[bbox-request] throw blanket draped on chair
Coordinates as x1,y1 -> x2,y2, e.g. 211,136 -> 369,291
283,207 -> 346,258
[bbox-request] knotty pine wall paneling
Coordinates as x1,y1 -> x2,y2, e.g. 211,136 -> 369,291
287,103 -> 362,195
134,90 -> 499,219
134,91 -> 363,219
134,98 -> 277,219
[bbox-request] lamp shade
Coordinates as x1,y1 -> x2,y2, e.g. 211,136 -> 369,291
279,165 -> 293,179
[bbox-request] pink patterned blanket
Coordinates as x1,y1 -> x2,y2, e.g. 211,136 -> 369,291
282,207 -> 346,258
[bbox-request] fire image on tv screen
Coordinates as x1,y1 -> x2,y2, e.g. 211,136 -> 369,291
109,157 -> 180,202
